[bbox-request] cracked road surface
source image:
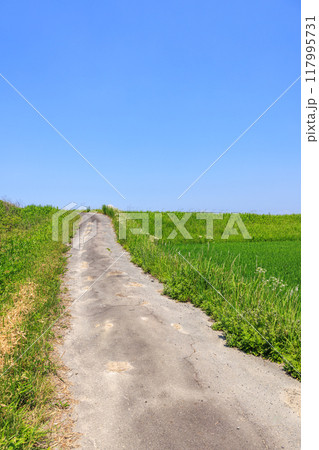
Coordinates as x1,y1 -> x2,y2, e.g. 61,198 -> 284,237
62,214 -> 300,449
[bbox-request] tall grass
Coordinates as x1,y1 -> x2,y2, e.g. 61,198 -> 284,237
0,201 -> 79,448
101,204 -> 115,218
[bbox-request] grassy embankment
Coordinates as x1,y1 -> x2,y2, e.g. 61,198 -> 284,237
0,201 -> 79,448
102,207 -> 301,379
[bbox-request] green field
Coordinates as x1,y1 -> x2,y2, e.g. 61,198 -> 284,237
0,201 -> 78,448
166,240 -> 300,289
104,208 -> 301,379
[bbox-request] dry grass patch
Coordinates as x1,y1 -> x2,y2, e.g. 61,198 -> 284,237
0,281 -> 37,370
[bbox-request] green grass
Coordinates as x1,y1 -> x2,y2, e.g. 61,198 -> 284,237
101,204 -> 115,218
0,201 -> 79,448
167,240 -> 300,289
144,211 -> 301,242
103,208 -> 301,379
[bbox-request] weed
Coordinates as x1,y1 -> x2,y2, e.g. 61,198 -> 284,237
0,201 -> 79,447
101,205 -> 115,218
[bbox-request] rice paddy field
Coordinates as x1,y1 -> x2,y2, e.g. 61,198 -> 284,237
104,208 -> 301,379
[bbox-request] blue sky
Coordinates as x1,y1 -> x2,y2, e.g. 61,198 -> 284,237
0,0 -> 300,213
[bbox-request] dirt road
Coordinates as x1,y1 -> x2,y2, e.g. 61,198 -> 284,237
61,213 -> 300,449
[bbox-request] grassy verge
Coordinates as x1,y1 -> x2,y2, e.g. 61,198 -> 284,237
103,208 -> 301,379
0,201 -> 79,448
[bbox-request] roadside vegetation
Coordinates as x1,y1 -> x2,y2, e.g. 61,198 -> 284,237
102,208 -> 301,379
0,200 -> 79,448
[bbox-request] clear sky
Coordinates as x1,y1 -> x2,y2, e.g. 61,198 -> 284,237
0,0 -> 300,213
